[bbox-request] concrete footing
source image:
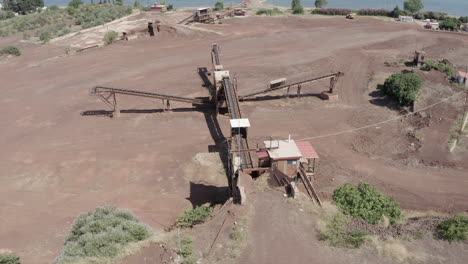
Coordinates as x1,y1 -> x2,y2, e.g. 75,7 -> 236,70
320,91 -> 339,101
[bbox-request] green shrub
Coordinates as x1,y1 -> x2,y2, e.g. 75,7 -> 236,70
0,254 -> 20,264
320,213 -> 348,247
383,73 -> 423,106
48,5 -> 61,11
320,213 -> 368,248
420,11 -> 448,20
68,0 -> 84,9
0,46 -> 21,56
292,6 -> 304,15
346,230 -> 368,248
103,31 -> 119,45
459,16 -> 468,23
440,17 -> 462,30
58,206 -> 152,263
437,215 -> 468,242
420,60 -> 455,79
177,206 -> 212,228
333,182 -> 402,225
0,10 -> 15,20
179,237 -> 193,257
256,8 -> 283,16
229,231 -> 245,241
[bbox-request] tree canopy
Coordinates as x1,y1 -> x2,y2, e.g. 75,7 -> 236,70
291,0 -> 304,14
2,0 -> 44,14
68,0 -> 84,9
404,0 -> 424,14
383,72 -> 423,106
314,0 -> 328,8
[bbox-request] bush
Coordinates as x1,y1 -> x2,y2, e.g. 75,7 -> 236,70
311,8 -> 352,16
0,10 -> 15,20
420,60 -> 455,79
103,31 -> 118,45
292,6 -> 304,15
256,8 -> 283,16
419,11 -> 448,21
0,46 -> 21,56
48,5 -> 60,11
383,72 -> 423,106
346,230 -> 368,248
357,9 -> 391,17
391,6 -> 405,18
459,16 -> 468,23
440,17 -> 462,30
58,206 -> 152,263
0,254 -> 20,264
320,213 -> 368,248
68,0 -> 84,9
291,0 -> 303,14
333,182 -> 402,225
177,206 -> 212,228
437,215 -> 468,242
214,1 -> 224,11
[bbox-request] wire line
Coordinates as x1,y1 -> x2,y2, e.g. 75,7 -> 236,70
296,90 -> 467,141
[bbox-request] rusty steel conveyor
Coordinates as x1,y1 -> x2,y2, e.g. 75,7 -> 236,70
90,86 -> 210,113
239,72 -> 344,99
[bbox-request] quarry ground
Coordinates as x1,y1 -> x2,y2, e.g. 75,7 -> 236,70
0,10 -> 468,264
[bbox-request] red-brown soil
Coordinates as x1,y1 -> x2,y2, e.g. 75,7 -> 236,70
0,14 -> 467,263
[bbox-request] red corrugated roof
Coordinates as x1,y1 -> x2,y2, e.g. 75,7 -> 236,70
295,141 -> 319,159
256,150 -> 269,159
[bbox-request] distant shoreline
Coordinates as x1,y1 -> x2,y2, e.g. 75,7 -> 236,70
43,0 -> 467,17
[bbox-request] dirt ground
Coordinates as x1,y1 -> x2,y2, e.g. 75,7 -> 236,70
1,12 -> 468,263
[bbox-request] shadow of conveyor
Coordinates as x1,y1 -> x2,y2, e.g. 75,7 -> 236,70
197,67 -> 231,186
187,181 -> 230,208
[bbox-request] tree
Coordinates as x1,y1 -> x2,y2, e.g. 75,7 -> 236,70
2,0 -> 19,12
404,0 -> 423,14
214,1 -> 224,11
383,73 -> 423,106
291,0 -> 303,14
314,0 -> 328,8
459,16 -> 468,23
116,0 -> 123,5
391,5 -> 404,18
134,0 -> 141,8
440,17 -> 462,31
6,0 -> 44,14
291,0 -> 301,9
68,0 -> 84,9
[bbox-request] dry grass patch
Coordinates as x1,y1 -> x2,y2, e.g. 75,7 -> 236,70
368,236 -> 427,263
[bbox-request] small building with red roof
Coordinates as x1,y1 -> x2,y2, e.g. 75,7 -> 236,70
256,139 -> 319,177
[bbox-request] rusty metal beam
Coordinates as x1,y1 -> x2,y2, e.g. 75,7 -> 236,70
90,86 -> 210,105
239,72 -> 344,99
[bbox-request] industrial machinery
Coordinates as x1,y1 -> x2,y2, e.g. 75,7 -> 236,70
85,44 -> 343,204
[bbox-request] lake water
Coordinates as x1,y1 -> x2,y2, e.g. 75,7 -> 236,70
44,0 -> 241,8
267,0 -> 468,16
44,0 -> 468,16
